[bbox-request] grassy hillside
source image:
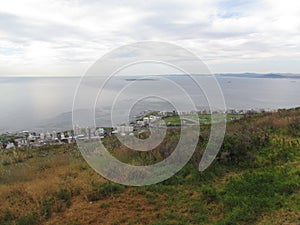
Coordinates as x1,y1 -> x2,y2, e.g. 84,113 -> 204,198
0,108 -> 300,225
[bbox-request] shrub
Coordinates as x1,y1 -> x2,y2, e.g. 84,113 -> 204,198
57,188 -> 71,208
40,197 -> 53,219
287,118 -> 300,137
219,167 -> 300,224
161,163 -> 219,185
15,213 -> 37,225
0,208 -> 14,224
100,202 -> 110,209
86,183 -> 126,201
219,126 -> 270,168
202,185 -> 218,203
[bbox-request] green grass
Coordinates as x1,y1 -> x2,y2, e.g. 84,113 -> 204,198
0,136 -> 16,140
86,182 -> 126,201
218,167 -> 300,224
163,114 -> 242,126
15,213 -> 37,225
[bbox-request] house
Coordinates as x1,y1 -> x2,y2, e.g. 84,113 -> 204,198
45,132 -> 51,139
143,117 -> 150,125
96,128 -> 104,135
27,134 -> 36,143
116,126 -> 134,135
14,138 -> 27,147
6,142 -> 15,149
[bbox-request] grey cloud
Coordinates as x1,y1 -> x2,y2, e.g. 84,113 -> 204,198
132,14 -> 253,41
110,1 -> 255,40
138,19 -> 209,39
0,11 -> 86,42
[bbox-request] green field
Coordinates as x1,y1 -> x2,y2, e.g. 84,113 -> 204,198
163,114 -> 242,125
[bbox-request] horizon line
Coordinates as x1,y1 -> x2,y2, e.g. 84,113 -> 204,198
1,72 -> 300,78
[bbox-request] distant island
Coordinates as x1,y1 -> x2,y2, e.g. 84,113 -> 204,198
122,73 -> 300,79
215,72 -> 300,79
125,78 -> 158,81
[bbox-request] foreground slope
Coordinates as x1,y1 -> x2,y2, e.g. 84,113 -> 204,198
0,108 -> 300,225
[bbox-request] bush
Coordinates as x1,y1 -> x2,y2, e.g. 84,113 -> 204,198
15,213 -> 37,225
219,126 -> 270,167
287,118 -> 300,137
202,185 -> 218,203
0,208 -> 14,224
219,167 -> 300,224
57,188 -> 71,208
86,183 -> 126,201
40,197 -> 53,219
100,202 -> 110,209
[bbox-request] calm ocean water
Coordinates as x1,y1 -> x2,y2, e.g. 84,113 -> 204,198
1,75 -> 300,133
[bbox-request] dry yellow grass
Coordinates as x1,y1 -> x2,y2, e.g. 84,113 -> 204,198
0,145 -> 104,223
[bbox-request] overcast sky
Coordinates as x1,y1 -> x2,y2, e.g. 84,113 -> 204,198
0,0 -> 300,76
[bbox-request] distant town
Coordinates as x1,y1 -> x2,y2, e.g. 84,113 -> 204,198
0,108 -> 272,150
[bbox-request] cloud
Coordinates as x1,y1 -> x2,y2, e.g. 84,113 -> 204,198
0,12 -> 84,42
0,0 -> 299,75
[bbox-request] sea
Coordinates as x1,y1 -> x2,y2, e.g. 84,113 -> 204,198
1,74 -> 300,133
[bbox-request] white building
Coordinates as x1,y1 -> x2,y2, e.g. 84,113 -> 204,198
45,132 -> 51,139
96,128 -> 104,135
6,142 -> 15,149
116,126 -> 134,134
27,134 -> 35,142
137,120 -> 144,126
143,117 -> 149,124
149,115 -> 158,123
14,138 -> 27,147
52,131 -> 57,140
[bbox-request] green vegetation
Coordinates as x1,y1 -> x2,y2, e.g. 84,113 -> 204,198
86,182 -> 126,201
220,167 -> 299,224
15,213 -> 37,225
163,114 -> 242,126
0,108 -> 300,224
0,136 -> 16,140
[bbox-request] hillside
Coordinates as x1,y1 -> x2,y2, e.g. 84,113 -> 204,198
0,108 -> 300,225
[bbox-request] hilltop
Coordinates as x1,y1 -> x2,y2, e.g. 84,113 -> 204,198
0,108 -> 299,225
